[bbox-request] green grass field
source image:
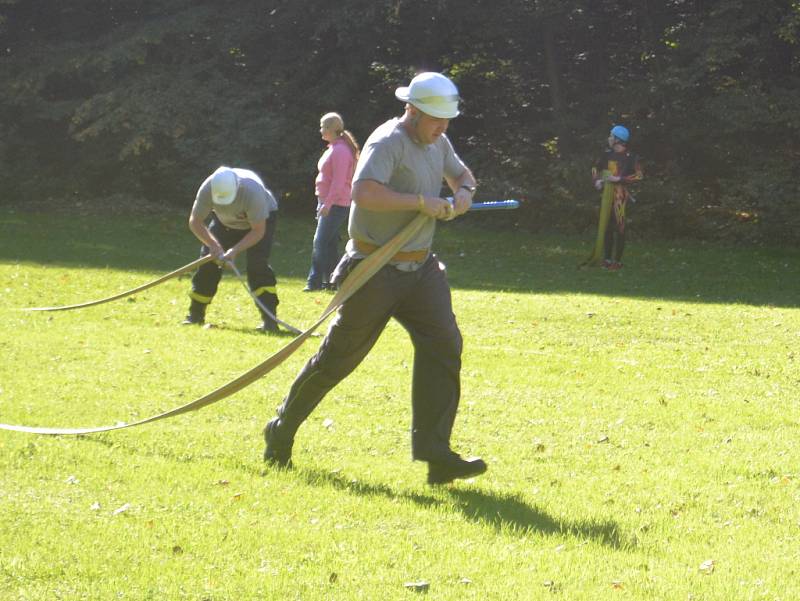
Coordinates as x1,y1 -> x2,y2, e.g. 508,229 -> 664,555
1,207 -> 799,600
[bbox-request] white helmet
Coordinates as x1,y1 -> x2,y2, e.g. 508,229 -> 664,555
395,72 -> 460,119
210,166 -> 239,205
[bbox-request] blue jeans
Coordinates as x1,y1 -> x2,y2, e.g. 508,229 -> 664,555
306,203 -> 349,288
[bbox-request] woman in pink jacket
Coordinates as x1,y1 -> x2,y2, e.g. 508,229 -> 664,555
304,112 -> 360,291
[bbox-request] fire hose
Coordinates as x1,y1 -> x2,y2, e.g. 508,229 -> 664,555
22,255 -> 214,312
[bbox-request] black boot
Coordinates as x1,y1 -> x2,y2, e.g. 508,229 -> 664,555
263,417 -> 293,467
427,452 -> 488,485
255,292 -> 279,333
182,299 -> 207,325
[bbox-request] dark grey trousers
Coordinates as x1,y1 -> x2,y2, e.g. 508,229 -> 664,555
275,255 -> 463,461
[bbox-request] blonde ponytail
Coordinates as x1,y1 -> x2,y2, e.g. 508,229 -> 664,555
341,129 -> 360,160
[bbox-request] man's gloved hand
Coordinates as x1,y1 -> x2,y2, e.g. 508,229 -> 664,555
605,174 -> 621,183
594,179 -> 603,190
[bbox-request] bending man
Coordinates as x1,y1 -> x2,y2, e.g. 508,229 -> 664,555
184,166 -> 281,333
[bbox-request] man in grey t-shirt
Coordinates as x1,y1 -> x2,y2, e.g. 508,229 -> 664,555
263,72 -> 487,485
183,166 -> 281,333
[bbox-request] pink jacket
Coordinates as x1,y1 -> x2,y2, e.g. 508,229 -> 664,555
315,138 -> 355,209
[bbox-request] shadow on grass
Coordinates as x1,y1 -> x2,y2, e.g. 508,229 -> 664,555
210,324 -> 303,339
435,222 -> 800,308
299,467 -> 628,549
3,211 -> 799,307
74,436 -> 626,548
0,210 -> 315,280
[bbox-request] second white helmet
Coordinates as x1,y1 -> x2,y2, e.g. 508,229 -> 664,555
210,167 -> 239,206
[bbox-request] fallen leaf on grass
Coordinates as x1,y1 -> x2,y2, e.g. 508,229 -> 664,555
404,581 -> 430,592
112,503 -> 131,515
90,502 -> 101,511
699,559 -> 715,574
611,580 -> 624,589
257,560 -> 271,573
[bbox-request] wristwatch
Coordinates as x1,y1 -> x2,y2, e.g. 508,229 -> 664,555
460,184 -> 477,194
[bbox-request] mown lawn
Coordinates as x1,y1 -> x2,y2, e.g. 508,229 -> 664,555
1,207 -> 799,600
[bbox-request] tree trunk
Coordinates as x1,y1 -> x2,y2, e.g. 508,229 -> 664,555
541,16 -> 571,151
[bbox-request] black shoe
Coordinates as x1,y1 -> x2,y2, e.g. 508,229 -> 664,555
257,319 -> 279,334
427,453 -> 488,485
181,314 -> 205,325
263,417 -> 293,468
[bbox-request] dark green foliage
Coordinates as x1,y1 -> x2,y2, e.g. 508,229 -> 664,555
1,0 -> 798,242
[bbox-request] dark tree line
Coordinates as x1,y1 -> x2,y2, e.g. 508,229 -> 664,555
1,0 -> 799,242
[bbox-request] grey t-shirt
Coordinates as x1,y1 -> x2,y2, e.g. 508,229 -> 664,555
191,168 -> 278,230
348,118 -> 467,263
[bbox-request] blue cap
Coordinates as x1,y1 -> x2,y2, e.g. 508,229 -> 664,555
610,125 -> 630,142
